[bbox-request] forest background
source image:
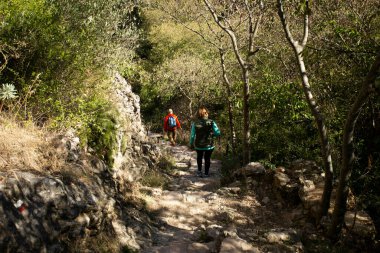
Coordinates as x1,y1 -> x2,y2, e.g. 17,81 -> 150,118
0,0 -> 379,242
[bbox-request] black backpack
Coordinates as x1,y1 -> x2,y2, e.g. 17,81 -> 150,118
194,119 -> 214,148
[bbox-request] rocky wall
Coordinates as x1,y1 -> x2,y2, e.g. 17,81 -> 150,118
0,73 -> 161,252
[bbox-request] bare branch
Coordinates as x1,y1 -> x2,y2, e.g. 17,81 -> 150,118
185,22 -> 219,48
201,12 -> 220,39
0,49 -> 7,73
246,0 -> 264,56
204,0 -> 246,68
156,2 -> 222,49
203,0 -> 229,30
277,0 -> 297,48
301,0 -> 309,47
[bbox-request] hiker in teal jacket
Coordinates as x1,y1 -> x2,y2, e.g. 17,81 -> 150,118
190,106 -> 221,177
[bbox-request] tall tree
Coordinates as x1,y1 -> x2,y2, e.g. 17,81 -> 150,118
203,0 -> 264,165
277,0 -> 334,220
329,51 -> 380,239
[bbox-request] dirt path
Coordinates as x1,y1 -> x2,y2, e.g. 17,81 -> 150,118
141,144 -> 306,253
141,144 -> 224,252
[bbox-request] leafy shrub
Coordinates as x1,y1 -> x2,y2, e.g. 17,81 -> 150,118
140,170 -> 168,188
0,0 -> 137,127
251,80 -> 319,165
74,98 -> 119,167
157,154 -> 176,172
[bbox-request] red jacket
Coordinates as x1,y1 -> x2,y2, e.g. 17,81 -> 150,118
164,113 -> 181,131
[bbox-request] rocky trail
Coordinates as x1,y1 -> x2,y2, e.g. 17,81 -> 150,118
140,143 -> 310,253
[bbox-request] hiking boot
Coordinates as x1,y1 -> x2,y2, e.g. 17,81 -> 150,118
203,174 -> 210,178
196,171 -> 203,177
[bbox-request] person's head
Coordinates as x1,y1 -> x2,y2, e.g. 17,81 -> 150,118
168,108 -> 173,114
197,106 -> 209,119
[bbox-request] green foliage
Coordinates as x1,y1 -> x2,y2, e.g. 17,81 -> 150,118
136,6 -> 226,131
251,77 -> 318,165
74,97 -> 119,167
0,0 -> 137,125
0,0 -> 142,170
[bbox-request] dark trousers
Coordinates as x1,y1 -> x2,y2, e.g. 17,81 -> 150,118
196,149 -> 213,175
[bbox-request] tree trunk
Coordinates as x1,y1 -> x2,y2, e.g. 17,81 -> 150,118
189,100 -> 193,119
278,0 -> 334,221
242,67 -> 251,164
219,48 -> 237,154
329,51 -> 380,239
178,86 -> 193,119
296,49 -> 334,220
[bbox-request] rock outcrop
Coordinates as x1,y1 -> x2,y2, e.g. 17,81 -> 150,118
0,73 -> 161,252
237,159 -> 377,244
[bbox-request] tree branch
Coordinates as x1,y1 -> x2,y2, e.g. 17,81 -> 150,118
0,49 -> 8,73
277,0 -> 297,48
301,0 -> 309,47
203,0 -> 229,30
204,0 -> 246,68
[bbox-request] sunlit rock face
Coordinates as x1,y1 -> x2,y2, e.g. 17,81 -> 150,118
112,72 -> 148,177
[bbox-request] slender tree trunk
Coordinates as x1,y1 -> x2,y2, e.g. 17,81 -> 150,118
242,67 -> 251,164
224,30 -> 251,164
219,48 -> 237,154
179,86 -> 193,118
296,50 -> 334,220
329,51 -> 380,239
278,0 -> 333,220
189,100 -> 193,119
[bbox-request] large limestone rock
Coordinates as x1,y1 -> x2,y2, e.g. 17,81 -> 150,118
0,131 -> 160,252
113,72 -> 145,138
111,72 -> 151,178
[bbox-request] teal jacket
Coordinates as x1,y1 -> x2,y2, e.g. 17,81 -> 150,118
189,119 -> 221,150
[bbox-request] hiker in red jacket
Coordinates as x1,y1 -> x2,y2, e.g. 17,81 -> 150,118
163,108 -> 181,146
